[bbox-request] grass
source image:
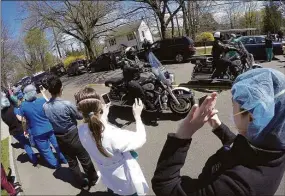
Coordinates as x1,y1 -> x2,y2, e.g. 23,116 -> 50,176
196,46 -> 212,55
1,137 -> 10,196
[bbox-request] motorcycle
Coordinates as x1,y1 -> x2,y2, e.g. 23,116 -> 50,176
191,41 -> 262,81
105,58 -> 195,115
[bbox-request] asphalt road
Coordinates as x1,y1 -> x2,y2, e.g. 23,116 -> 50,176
13,57 -> 285,195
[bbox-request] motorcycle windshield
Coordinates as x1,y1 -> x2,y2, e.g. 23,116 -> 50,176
147,52 -> 169,84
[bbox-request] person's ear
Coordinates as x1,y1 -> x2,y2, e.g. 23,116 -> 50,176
249,113 -> 253,122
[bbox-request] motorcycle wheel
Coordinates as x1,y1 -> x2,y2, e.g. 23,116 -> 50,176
169,97 -> 192,115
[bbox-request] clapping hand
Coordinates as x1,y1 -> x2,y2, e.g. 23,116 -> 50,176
101,103 -> 111,123
176,92 -> 219,139
132,98 -> 144,121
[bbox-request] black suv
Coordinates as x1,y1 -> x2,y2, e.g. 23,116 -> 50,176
137,36 -> 196,63
88,53 -> 118,73
49,63 -> 66,77
32,72 -> 49,93
66,60 -> 87,76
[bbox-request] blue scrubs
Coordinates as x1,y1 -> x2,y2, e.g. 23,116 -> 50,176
14,107 -> 36,147
20,98 -> 67,168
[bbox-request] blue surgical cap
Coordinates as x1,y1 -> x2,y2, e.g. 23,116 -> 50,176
24,84 -> 37,102
232,68 -> 285,150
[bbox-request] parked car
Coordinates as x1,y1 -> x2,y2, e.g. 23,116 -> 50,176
66,60 -> 87,76
49,63 -> 66,77
137,36 -> 196,63
236,36 -> 283,59
20,76 -> 33,91
32,71 -> 49,93
88,53 -> 117,73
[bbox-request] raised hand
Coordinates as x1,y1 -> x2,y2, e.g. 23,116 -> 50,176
176,92 -> 219,139
132,98 -> 144,120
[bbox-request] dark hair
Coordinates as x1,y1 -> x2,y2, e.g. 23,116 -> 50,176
74,87 -> 109,157
47,75 -> 62,95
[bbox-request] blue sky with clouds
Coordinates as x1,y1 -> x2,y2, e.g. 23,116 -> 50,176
1,1 -> 24,37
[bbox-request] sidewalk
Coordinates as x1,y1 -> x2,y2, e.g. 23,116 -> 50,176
12,136 -> 108,195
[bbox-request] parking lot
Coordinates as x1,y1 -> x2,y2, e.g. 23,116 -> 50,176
14,57 -> 285,195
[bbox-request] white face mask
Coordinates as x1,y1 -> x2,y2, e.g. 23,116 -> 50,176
229,113 -> 235,126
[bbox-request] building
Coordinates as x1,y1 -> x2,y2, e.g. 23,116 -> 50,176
104,20 -> 153,53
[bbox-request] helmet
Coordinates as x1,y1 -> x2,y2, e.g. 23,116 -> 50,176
142,39 -> 151,50
214,32 -> 221,38
230,33 -> 236,38
125,47 -> 136,60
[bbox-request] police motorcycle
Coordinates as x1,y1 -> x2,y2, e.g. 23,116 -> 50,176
104,48 -> 195,115
191,40 -> 262,81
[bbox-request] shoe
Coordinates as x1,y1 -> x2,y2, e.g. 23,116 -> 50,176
12,187 -> 23,196
89,171 -> 101,187
13,182 -> 21,188
81,178 -> 90,191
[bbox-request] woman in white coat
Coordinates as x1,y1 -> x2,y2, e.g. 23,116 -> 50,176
75,87 -> 149,196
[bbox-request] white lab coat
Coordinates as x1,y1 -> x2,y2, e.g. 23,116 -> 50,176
78,119 -> 149,195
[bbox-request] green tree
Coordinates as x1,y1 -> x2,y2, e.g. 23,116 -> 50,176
196,32 -> 214,54
263,4 -> 282,34
23,28 -> 50,72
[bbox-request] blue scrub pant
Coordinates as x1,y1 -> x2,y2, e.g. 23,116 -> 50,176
33,131 -> 67,168
13,133 -> 37,164
266,47 -> 273,61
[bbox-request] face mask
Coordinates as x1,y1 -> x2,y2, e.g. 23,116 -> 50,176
229,113 -> 235,126
1,96 -> 10,109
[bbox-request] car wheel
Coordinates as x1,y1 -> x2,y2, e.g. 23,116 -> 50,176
175,54 -> 184,63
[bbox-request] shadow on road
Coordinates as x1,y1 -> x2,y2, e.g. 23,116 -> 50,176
108,105 -> 184,128
53,167 -> 81,189
17,152 -> 59,169
62,69 -> 122,88
77,190 -> 112,196
11,142 -> 24,149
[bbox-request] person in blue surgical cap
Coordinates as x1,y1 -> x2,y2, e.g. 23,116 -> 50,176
152,68 -> 285,196
21,84 -> 67,169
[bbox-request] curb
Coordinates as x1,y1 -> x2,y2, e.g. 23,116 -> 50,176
8,136 -> 23,196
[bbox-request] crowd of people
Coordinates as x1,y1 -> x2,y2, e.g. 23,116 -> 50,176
1,66 -> 285,195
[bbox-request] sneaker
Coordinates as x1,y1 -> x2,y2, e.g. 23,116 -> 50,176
81,178 -> 90,191
90,171 -> 101,187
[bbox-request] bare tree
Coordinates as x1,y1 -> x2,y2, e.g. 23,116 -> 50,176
21,1 -> 142,59
137,0 -> 183,39
1,21 -> 20,87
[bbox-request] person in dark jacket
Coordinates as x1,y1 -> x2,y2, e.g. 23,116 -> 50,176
1,93 -> 38,166
265,33 -> 274,62
43,75 -> 99,191
211,32 -> 238,79
122,47 -> 155,111
152,68 -> 285,196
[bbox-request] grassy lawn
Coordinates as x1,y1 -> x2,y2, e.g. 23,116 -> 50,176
1,137 -> 10,196
196,47 -> 212,55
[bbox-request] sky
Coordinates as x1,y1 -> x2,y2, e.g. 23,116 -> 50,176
1,1 -> 23,38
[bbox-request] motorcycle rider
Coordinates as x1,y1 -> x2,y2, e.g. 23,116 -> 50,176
121,46 -> 156,111
211,32 -> 238,79
142,39 -> 170,85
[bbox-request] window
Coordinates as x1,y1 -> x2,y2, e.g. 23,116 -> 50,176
127,33 -> 135,41
109,38 -> 116,46
255,37 -> 265,44
142,31 -> 145,38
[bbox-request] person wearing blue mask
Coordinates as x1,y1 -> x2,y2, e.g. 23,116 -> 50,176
1,92 -> 38,166
152,68 -> 285,196
20,84 -> 67,169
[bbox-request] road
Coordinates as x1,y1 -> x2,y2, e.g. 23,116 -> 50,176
13,57 -> 285,195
